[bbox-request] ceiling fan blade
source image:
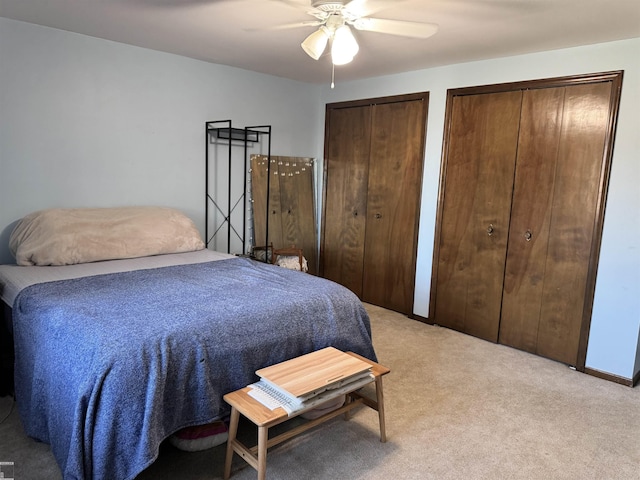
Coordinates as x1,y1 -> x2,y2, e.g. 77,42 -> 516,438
267,0 -> 326,18
268,0 -> 311,9
344,0 -> 405,18
352,17 -> 439,39
249,20 -> 323,31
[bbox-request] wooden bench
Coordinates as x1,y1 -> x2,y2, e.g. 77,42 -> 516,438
222,351 -> 390,480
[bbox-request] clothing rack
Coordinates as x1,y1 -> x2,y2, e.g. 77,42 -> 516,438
205,120 -> 271,255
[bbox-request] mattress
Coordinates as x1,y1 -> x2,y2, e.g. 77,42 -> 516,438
0,248 -> 232,305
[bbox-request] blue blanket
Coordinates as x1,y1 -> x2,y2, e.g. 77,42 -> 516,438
12,257 -> 376,480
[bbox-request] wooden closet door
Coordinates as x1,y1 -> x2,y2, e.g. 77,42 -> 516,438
433,91 -> 522,341
362,99 -> 425,314
500,82 -> 614,366
321,105 -> 371,296
537,82 -> 613,364
499,87 -> 566,353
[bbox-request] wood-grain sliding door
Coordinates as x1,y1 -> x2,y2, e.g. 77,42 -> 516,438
500,82 -> 615,365
498,87 -> 565,352
322,105 -> 371,297
322,93 -> 428,314
362,99 -> 426,313
433,91 -> 522,341
431,71 -> 623,369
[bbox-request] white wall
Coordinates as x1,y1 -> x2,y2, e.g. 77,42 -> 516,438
318,38 -> 640,381
0,17 -> 322,262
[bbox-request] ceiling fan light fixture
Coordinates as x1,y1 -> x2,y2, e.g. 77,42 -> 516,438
301,26 -> 330,60
331,24 -> 359,65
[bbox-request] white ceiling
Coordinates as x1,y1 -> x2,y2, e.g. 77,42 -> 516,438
1,0 -> 639,84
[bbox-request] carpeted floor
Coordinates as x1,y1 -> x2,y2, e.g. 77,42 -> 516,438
1,303 -> 639,479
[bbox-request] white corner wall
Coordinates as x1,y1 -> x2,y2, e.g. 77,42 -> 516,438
0,17 -> 322,263
318,38 -> 640,381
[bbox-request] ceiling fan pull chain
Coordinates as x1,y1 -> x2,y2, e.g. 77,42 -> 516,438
331,63 -> 335,89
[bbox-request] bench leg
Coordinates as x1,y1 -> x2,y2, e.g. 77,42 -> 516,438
375,376 -> 387,443
223,407 -> 240,479
257,425 -> 268,480
344,394 -> 353,421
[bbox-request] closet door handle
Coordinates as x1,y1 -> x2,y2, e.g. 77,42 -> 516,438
524,230 -> 532,241
487,224 -> 494,236
374,213 -> 382,219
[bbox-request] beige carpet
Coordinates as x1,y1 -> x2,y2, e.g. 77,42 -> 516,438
1,304 -> 639,479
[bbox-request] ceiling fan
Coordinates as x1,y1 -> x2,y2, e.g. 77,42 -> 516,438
274,0 -> 439,66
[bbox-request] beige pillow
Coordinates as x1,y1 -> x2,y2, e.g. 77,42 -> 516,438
10,206 -> 205,266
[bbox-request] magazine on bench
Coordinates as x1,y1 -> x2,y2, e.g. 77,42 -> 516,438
248,347 -> 374,415
248,372 -> 374,415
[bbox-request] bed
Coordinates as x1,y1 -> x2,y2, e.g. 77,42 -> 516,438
0,207 -> 377,480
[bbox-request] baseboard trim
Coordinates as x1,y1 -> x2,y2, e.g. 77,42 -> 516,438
412,314 -> 433,325
584,367 -> 636,387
